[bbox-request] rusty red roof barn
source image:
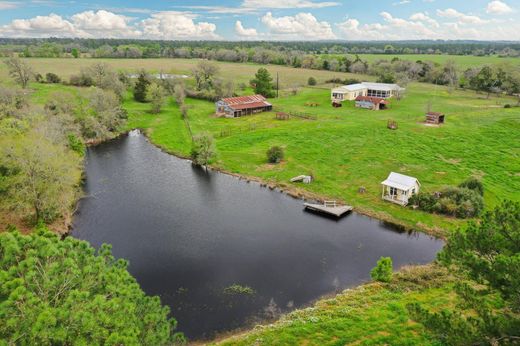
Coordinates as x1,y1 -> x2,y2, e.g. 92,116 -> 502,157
355,96 -> 389,110
216,95 -> 272,118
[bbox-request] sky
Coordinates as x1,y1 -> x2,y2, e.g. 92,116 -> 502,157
0,0 -> 518,41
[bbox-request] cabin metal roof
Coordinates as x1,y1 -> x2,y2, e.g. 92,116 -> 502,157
381,172 -> 420,190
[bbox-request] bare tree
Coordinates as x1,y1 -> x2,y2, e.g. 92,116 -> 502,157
174,84 -> 186,106
192,61 -> 219,91
4,57 -> 33,88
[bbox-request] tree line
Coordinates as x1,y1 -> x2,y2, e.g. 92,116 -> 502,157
0,58 -> 127,228
2,38 -> 520,58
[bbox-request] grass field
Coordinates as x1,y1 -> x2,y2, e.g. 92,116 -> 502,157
0,58 -> 369,89
323,54 -> 520,70
125,81 -> 520,234
210,265 -> 454,346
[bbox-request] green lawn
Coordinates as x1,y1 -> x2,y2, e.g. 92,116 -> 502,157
210,265 -> 454,346
126,83 -> 520,235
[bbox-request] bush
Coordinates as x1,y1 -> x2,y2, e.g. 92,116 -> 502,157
458,177 -> 484,196
325,78 -> 361,85
307,77 -> 317,86
410,179 -> 484,218
504,104 -> 512,108
191,132 -> 216,166
371,257 -> 393,283
0,228 -> 184,345
267,146 -> 284,163
69,72 -> 93,87
45,72 -> 61,84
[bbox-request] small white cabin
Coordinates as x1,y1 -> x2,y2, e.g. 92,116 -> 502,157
381,172 -> 420,206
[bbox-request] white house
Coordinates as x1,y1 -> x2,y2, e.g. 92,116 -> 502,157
331,82 -> 404,102
381,172 -> 420,206
331,83 -> 367,102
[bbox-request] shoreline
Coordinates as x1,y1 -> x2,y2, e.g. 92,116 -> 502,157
126,128 -> 446,240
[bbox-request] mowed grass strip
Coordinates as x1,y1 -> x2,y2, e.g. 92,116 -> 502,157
126,82 -> 520,234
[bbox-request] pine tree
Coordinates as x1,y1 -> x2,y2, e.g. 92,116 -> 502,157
251,68 -> 275,98
133,70 -> 150,103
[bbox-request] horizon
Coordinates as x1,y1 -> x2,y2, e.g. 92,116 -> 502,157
0,0 -> 519,41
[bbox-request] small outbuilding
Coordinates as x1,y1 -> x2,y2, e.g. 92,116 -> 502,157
425,112 -> 445,124
355,96 -> 389,110
381,172 -> 420,206
215,95 -> 272,118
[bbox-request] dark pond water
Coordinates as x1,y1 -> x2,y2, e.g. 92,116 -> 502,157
72,131 -> 444,340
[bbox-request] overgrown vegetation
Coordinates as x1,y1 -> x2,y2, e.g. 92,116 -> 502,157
0,227 -> 184,345
408,201 -> 520,345
214,265 -> 455,346
410,178 -> 485,218
223,284 -> 256,296
1,60 -> 127,230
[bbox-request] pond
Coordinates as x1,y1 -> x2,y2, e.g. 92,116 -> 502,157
72,131 -> 444,340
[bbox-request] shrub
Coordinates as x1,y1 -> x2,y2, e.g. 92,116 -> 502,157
371,257 -> 393,283
67,133 -> 84,154
267,146 -> 284,163
45,72 -> 61,84
191,132 -> 216,166
325,78 -> 361,85
504,104 -> 512,108
223,284 -> 256,296
69,72 -> 93,87
458,177 -> 484,196
410,180 -> 484,218
307,77 -> 317,86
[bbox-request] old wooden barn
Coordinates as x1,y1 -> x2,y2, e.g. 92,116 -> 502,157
216,95 -> 272,118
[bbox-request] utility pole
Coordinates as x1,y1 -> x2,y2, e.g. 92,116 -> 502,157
276,72 -> 280,98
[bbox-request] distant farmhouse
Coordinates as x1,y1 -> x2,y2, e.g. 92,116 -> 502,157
331,82 -> 405,102
216,95 -> 272,118
381,172 -> 420,206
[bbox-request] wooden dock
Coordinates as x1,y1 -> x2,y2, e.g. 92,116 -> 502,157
303,201 -> 353,218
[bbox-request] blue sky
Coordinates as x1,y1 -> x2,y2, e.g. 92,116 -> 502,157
0,0 -> 518,40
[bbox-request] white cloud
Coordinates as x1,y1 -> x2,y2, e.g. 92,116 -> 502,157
71,10 -> 140,38
261,12 -> 336,39
410,12 -> 439,28
436,8 -> 487,24
235,20 -> 258,37
337,10 -> 519,41
140,12 -> 219,40
0,10 -> 220,40
0,13 -> 83,38
486,1 -> 513,14
177,0 -> 339,15
0,1 -> 18,9
241,0 -> 339,9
